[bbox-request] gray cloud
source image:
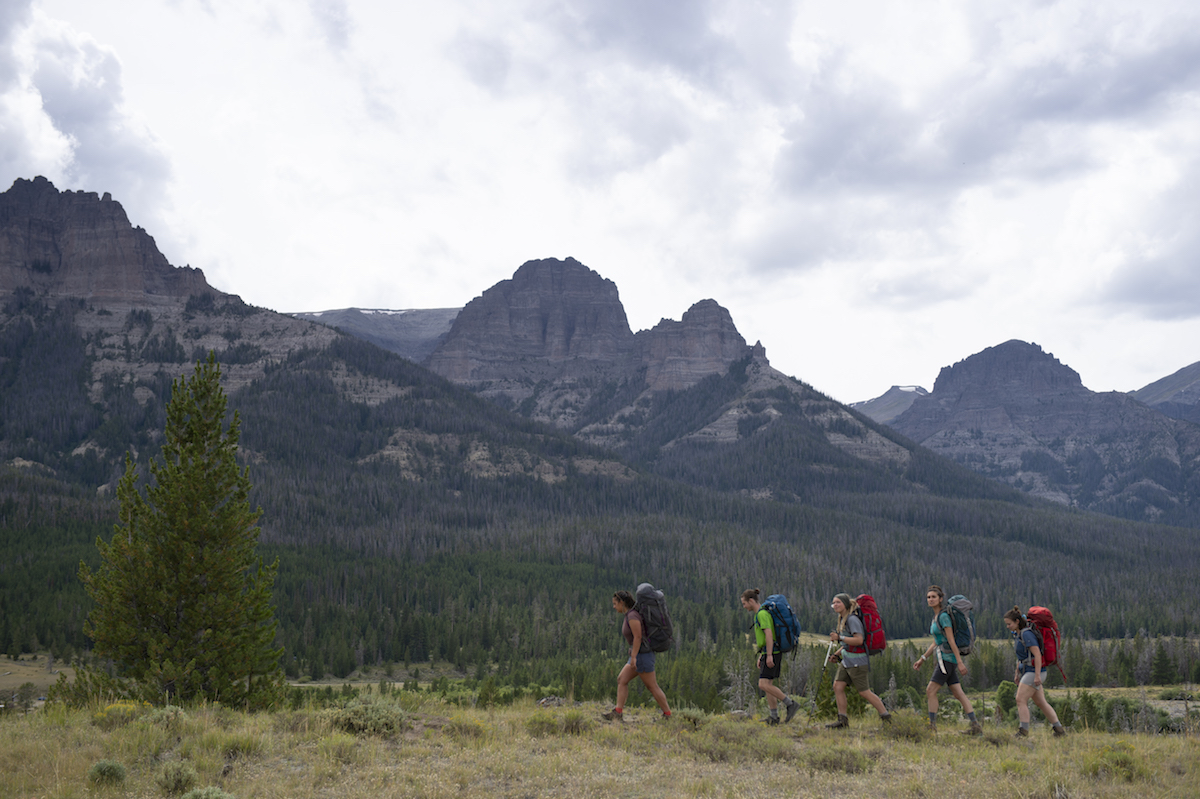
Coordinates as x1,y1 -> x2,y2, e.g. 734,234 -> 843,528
1097,158 -> 1200,321
308,0 -> 352,53
26,26 -> 171,232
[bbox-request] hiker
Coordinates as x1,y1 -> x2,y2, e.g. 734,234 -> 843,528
602,590 -> 671,722
1004,607 -> 1066,738
740,588 -> 801,725
912,585 -> 982,734
827,593 -> 891,728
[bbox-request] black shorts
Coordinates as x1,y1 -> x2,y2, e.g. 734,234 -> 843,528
758,652 -> 782,680
930,657 -> 961,687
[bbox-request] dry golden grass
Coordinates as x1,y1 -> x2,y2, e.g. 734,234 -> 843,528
1,696 -> 1197,799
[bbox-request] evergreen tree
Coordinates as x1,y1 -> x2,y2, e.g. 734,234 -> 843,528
80,354 -> 283,708
1150,643 -> 1177,685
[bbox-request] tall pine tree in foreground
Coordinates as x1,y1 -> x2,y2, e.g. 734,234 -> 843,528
79,354 -> 283,708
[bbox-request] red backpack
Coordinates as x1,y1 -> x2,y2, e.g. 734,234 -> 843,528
1025,606 -> 1065,681
846,594 -> 887,655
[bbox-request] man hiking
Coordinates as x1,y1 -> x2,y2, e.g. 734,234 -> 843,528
740,588 -> 801,725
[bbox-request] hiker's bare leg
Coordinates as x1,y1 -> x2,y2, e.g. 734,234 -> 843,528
615,663 -> 637,709
759,677 -> 784,710
949,682 -> 974,715
638,672 -> 671,714
926,681 -> 940,714
834,680 -> 849,715
859,689 -> 888,716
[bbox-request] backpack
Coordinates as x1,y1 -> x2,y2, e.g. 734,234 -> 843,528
941,595 -> 976,657
1025,605 -> 1066,681
846,594 -> 887,655
759,594 -> 802,654
634,583 -> 674,653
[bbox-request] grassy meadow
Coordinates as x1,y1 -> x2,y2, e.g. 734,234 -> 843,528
2,687 -> 1197,799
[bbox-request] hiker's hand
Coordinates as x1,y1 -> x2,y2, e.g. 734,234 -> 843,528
913,655 -> 926,670
829,631 -> 839,643
1034,675 -> 1042,687
766,654 -> 775,668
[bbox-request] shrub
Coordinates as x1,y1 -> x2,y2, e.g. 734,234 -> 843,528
181,788 -> 235,799
326,697 -> 409,737
807,747 -> 872,775
319,733 -> 358,765
156,761 -> 199,796
93,700 -> 149,730
881,713 -> 932,743
145,704 -> 188,729
996,681 -> 1017,713
562,710 -> 591,735
87,760 -> 127,787
525,711 -> 560,738
1081,741 -> 1149,782
445,713 -> 487,739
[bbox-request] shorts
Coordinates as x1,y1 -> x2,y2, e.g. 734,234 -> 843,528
634,652 -> 656,673
835,663 -> 871,693
758,652 -> 782,680
1018,669 -> 1047,688
929,658 -> 961,686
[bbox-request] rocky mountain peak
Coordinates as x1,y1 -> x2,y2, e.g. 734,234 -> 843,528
930,339 -> 1083,400
636,299 -> 751,391
424,257 -> 635,384
0,176 -> 217,305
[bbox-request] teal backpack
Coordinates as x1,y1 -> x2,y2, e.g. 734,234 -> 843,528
941,595 -> 976,657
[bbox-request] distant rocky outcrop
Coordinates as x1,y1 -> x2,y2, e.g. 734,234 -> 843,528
851,385 -> 929,425
888,339 -> 1200,523
1131,360 -> 1200,426
290,307 -> 460,364
423,257 -> 756,428
0,176 -> 216,304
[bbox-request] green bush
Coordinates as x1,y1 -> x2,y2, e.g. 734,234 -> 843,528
807,746 -> 873,775
181,788 -> 235,799
996,681 -> 1017,713
87,759 -> 127,787
525,711 -> 560,737
155,761 -> 199,796
326,697 -> 409,737
1081,741 -> 1149,782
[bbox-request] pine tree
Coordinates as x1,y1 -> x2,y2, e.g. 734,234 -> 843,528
80,354 -> 283,708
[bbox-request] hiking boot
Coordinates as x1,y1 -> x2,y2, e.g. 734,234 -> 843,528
880,713 -> 893,725
1014,727 -> 1029,738
927,721 -> 937,734
964,720 -> 983,736
1052,725 -> 1065,738
825,714 -> 849,729
764,715 -> 780,726
784,700 -> 801,724
601,708 -> 624,722
657,711 -> 673,722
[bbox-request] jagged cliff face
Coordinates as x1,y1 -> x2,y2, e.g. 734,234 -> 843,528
889,339 -> 1200,522
424,258 -> 757,428
0,177 -> 214,304
425,257 -> 636,384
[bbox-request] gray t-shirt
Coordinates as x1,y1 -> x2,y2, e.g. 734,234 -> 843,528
840,614 -> 868,668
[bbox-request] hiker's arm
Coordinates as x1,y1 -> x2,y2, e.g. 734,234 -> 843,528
1031,644 -> 1043,685
838,632 -> 864,647
943,623 -> 965,662
629,618 -> 642,665
913,643 -> 936,670
765,628 -> 775,667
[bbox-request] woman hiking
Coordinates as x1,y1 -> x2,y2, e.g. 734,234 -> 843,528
912,585 -> 982,734
1004,607 -> 1066,738
602,590 -> 671,722
826,593 -> 891,728
740,588 -> 801,725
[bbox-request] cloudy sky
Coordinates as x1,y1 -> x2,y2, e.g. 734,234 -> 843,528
4,0 -> 1200,403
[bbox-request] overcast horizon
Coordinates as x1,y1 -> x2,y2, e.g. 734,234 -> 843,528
4,1 -> 1200,403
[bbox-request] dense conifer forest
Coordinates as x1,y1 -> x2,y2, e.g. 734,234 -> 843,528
2,298 -> 1199,695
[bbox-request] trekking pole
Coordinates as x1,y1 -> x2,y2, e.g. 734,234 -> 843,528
807,640 -> 835,723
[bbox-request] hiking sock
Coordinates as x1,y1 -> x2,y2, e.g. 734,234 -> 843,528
967,712 -> 978,723
769,707 -> 780,719
1019,721 -> 1029,732
929,712 -> 937,725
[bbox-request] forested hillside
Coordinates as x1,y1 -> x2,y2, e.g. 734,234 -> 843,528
2,296 -> 1197,682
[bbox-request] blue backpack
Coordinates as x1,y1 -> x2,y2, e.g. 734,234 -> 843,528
942,595 -> 976,656
759,594 -> 802,653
